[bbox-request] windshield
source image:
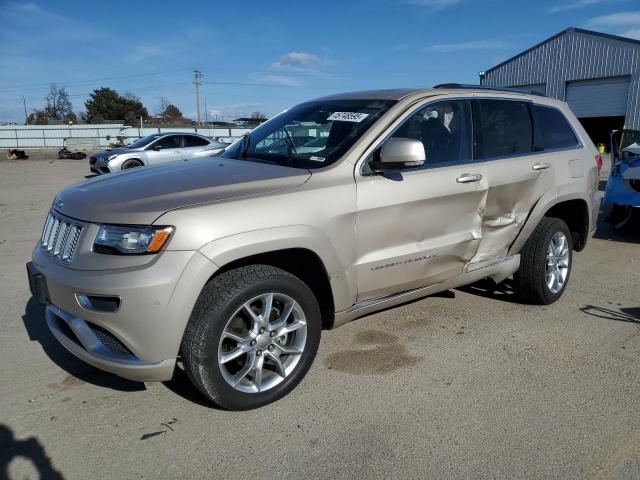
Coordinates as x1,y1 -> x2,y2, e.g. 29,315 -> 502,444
612,130 -> 640,164
222,99 -> 396,169
127,134 -> 162,149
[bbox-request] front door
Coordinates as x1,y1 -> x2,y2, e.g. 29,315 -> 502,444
355,99 -> 488,302
147,135 -> 183,165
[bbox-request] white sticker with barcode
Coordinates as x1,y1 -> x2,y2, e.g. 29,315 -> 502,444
327,112 -> 369,123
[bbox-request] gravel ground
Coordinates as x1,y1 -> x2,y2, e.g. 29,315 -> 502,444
0,156 -> 638,480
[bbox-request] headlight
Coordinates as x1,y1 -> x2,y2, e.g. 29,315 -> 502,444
93,225 -> 174,255
107,154 -> 119,161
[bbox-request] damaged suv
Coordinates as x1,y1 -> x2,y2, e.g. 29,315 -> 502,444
27,86 -> 600,410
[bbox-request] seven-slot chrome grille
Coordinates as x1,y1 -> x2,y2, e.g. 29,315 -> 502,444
40,212 -> 83,264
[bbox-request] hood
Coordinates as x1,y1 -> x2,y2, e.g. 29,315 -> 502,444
54,157 -> 311,224
91,147 -> 132,159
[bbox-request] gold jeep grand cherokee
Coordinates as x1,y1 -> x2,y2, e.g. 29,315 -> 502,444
27,85 -> 600,410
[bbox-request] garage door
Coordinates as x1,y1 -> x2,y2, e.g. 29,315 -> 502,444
508,83 -> 546,95
565,76 -> 630,118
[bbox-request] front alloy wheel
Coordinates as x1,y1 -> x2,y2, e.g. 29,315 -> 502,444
218,293 -> 307,393
181,265 -> 321,410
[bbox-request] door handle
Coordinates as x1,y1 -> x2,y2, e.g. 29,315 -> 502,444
456,173 -> 482,183
532,162 -> 551,171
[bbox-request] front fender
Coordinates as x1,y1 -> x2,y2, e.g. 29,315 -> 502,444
199,225 -> 356,311
107,153 -> 145,171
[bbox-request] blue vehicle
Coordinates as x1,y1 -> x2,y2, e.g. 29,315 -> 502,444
604,129 -> 640,229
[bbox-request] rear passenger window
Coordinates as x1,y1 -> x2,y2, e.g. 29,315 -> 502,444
533,105 -> 580,150
389,99 -> 472,168
183,135 -> 210,147
474,100 -> 533,159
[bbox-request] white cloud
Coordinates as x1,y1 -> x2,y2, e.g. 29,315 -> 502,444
621,28 -> 640,39
388,43 -> 414,52
250,73 -> 302,87
547,0 -> 619,13
406,0 -> 462,7
206,102 -> 266,120
425,40 -> 514,52
271,52 -> 324,72
587,11 -> 640,27
126,45 -> 167,62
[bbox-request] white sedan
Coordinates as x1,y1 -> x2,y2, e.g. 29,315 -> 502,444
89,133 -> 228,174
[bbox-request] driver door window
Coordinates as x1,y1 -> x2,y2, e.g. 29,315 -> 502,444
152,135 -> 181,150
390,100 -> 473,168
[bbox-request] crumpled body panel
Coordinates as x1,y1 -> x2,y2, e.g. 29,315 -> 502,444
604,159 -> 640,207
355,164 -> 487,301
470,154 -> 557,264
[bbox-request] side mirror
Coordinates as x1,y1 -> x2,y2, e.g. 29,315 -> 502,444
152,145 -> 162,151
369,138 -> 425,172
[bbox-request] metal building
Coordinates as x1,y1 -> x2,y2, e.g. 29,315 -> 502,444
480,28 -> 640,147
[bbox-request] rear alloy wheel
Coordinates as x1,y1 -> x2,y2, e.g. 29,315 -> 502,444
181,265 -> 321,410
121,158 -> 143,170
545,231 -> 570,295
514,217 -> 573,305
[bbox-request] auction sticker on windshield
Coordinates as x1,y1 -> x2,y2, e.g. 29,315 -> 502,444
327,112 -> 369,122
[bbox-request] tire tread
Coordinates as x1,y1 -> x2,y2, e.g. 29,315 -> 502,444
181,265 -> 318,409
514,216 -> 571,305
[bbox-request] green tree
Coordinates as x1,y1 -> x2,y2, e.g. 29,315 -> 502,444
84,87 -> 149,124
157,97 -> 182,122
27,109 -> 49,125
164,104 -> 182,120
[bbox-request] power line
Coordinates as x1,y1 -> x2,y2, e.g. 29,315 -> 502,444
20,82 -> 192,101
0,69 -> 187,92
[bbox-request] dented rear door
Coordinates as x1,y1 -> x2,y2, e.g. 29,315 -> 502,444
470,98 -> 555,264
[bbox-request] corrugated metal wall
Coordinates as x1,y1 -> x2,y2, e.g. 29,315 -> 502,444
481,29 -> 640,129
0,124 -> 251,148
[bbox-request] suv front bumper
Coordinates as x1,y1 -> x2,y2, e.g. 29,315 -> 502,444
27,247 -> 216,382
45,303 -> 175,381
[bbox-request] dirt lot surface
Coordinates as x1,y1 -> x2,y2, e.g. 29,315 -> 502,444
1,157 -> 639,480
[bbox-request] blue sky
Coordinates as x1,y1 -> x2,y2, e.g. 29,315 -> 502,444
1,0 -> 639,123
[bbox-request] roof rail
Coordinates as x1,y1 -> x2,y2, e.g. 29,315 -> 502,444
433,83 -> 547,97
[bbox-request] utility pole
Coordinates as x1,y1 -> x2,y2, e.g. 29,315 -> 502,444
193,69 -> 203,125
22,96 -> 28,125
204,97 -> 208,125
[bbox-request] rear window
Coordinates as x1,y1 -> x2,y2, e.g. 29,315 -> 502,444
474,100 -> 533,159
533,105 -> 580,150
183,135 -> 210,147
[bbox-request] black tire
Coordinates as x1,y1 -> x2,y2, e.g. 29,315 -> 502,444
513,217 -> 573,305
181,265 -> 321,410
121,158 -> 143,170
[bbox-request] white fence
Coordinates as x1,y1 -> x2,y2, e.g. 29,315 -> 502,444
0,124 -> 251,149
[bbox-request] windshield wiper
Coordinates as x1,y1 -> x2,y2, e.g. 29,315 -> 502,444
282,128 -> 297,156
